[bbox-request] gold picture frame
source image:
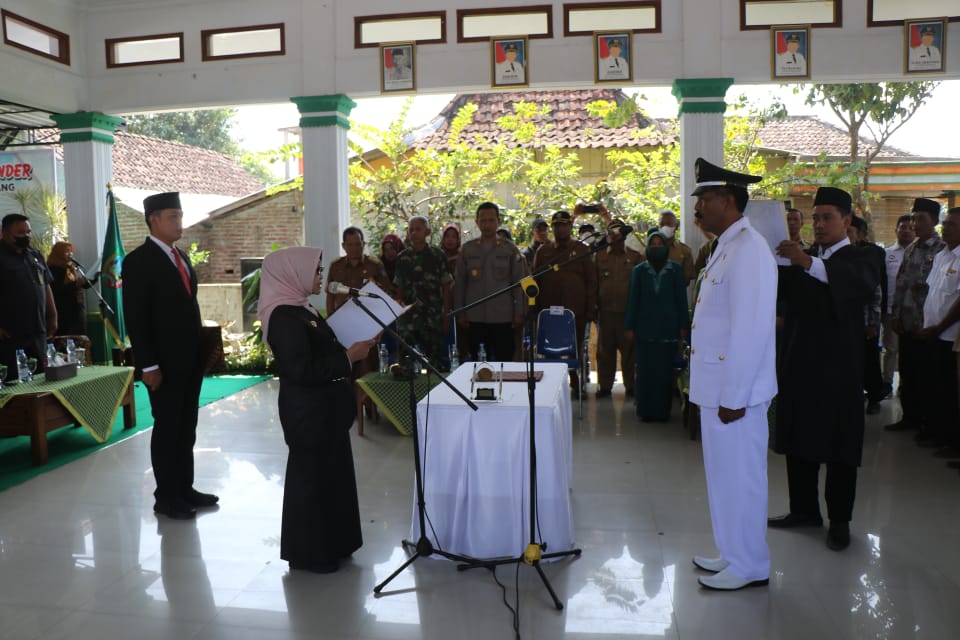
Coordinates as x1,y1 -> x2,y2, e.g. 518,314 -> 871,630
380,42 -> 416,93
770,25 -> 810,81
491,35 -> 528,88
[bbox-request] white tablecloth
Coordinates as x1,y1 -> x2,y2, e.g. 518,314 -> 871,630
411,362 -> 575,559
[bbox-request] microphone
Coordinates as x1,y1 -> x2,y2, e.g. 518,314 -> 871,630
327,281 -> 381,299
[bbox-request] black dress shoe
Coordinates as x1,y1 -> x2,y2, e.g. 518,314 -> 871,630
154,498 -> 197,520
826,522 -> 850,551
183,489 -> 220,508
595,388 -> 612,398
767,512 -> 823,528
624,388 -> 635,397
289,559 -> 339,574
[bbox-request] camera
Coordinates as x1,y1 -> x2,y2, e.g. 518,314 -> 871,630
581,204 -> 599,213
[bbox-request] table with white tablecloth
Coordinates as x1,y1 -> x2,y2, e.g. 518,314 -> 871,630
411,361 -> 575,559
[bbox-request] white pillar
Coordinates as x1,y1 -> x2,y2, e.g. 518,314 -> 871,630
671,78 -> 733,257
50,112 -> 122,271
291,94 -> 356,312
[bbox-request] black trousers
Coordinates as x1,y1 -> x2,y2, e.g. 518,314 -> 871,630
147,368 -> 203,501
897,332 -> 925,426
923,339 -> 960,444
863,331 -> 886,403
786,455 -> 858,524
468,322 -> 515,362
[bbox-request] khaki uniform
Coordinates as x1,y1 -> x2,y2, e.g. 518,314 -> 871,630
326,255 -> 391,377
667,238 -> 696,284
533,239 -> 597,365
596,246 -> 642,392
327,255 -> 392,312
455,238 -> 526,361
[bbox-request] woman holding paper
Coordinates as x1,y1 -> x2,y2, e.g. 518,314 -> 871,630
257,246 -> 374,574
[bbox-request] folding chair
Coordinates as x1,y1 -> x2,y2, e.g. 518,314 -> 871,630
535,307 -> 583,419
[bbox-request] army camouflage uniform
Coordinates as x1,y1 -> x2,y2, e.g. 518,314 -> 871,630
892,233 -> 946,427
394,245 -> 452,367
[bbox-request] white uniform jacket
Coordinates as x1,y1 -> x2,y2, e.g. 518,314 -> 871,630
689,216 -> 777,409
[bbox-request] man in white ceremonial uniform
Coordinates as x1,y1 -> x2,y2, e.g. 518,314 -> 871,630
688,158 -> 777,591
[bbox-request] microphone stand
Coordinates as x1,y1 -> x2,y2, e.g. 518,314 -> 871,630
348,294 -> 480,596
444,233 -> 630,611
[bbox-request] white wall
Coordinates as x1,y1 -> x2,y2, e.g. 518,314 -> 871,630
1,0 -> 958,115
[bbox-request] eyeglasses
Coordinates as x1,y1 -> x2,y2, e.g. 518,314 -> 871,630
316,265 -> 324,275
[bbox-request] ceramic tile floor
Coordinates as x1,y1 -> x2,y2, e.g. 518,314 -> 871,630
1,378 -> 958,640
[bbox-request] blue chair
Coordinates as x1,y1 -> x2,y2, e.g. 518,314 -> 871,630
535,307 -> 583,419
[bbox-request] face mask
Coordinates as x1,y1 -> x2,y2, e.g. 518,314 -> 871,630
13,236 -> 30,249
647,246 -> 668,265
658,226 -> 675,239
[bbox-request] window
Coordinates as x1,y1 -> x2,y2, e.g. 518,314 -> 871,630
106,33 -> 183,68
457,5 -> 553,43
354,12 -> 446,48
201,23 -> 285,61
868,0 -> 959,27
740,1 -> 841,31
564,2 -> 661,36
1,9 -> 70,65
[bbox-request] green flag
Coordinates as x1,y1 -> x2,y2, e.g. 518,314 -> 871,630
100,187 -> 127,348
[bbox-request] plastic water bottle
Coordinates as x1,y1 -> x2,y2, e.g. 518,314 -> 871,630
477,342 -> 487,363
449,345 -> 459,369
16,349 -> 29,383
378,344 -> 389,374
47,343 -> 58,367
66,338 -> 77,365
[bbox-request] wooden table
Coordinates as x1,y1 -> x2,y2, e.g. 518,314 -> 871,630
0,366 -> 136,466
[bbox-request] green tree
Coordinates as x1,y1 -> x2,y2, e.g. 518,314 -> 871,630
802,81 -> 938,217
124,109 -> 276,186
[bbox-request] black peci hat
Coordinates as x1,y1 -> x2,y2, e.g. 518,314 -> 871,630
143,192 -> 182,215
813,187 -> 853,213
912,198 -> 941,220
552,210 -> 573,224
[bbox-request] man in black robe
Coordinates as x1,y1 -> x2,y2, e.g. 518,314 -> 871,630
770,187 -> 880,551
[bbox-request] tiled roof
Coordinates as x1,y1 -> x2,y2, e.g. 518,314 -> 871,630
410,89 -> 673,151
755,116 -> 917,159
111,132 -> 263,195
30,128 -> 263,196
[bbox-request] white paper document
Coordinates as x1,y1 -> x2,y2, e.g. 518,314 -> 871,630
744,200 -> 790,266
326,281 -> 410,346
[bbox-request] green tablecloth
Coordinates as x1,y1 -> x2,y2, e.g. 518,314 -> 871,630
0,365 -> 134,443
356,372 -> 445,436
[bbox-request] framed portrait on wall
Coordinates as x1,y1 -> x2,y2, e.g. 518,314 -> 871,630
594,31 -> 632,84
770,25 -> 810,80
491,36 -> 528,88
380,42 -> 416,93
904,18 -> 946,74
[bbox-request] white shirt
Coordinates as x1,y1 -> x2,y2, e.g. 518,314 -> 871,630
909,44 -> 941,69
495,60 -> 525,84
148,235 -> 182,268
884,242 -> 908,314
775,51 -> 806,76
922,244 -> 960,342
598,56 -> 629,80
805,237 -> 850,284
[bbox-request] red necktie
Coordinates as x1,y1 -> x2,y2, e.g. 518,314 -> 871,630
171,247 -> 192,294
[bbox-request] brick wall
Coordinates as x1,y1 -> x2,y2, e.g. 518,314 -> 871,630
118,202 -> 148,255
179,189 -> 304,284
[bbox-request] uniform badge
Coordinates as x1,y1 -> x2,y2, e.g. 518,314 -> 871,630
471,268 -> 479,277
309,320 -> 318,328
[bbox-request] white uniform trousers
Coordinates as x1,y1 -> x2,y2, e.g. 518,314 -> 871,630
700,402 -> 770,581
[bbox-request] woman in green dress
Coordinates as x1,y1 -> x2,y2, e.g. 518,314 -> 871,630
624,231 -> 690,421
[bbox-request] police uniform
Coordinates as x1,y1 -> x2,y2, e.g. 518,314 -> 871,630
454,237 -> 526,361
595,232 -> 642,395
667,237 -> 696,284
688,158 -> 776,588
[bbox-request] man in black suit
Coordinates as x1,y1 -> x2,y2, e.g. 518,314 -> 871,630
124,192 -> 217,519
